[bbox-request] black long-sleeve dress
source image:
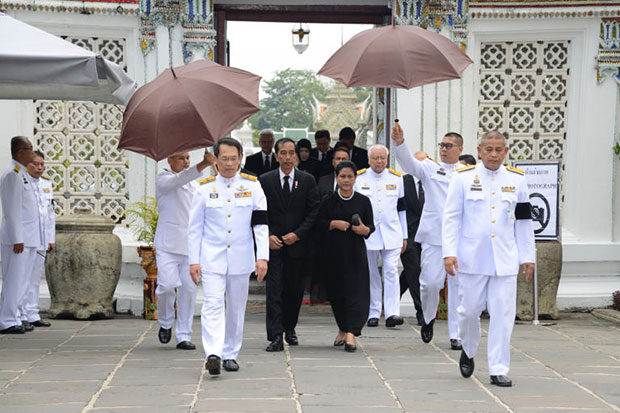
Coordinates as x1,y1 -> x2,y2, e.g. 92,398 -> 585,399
317,191 -> 375,336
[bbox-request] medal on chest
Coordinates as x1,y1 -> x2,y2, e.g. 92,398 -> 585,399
470,174 -> 482,192
436,168 -> 446,176
209,186 -> 218,199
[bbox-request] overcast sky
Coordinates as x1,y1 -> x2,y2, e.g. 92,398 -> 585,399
227,21 -> 373,99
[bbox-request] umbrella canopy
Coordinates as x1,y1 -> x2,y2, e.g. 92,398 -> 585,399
0,12 -> 136,105
318,25 -> 473,89
119,59 -> 261,161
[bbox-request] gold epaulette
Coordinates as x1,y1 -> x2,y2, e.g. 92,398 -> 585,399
199,176 -> 216,185
457,165 -> 475,173
357,168 -> 368,175
506,165 -> 525,175
13,165 -> 20,173
41,174 -> 51,180
240,172 -> 257,181
388,168 -> 402,177
427,156 -> 439,165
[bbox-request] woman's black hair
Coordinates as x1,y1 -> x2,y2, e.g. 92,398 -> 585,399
335,160 -> 357,176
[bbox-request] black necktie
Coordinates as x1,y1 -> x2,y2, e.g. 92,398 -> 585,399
283,175 -> 291,196
264,155 -> 271,171
418,180 -> 425,208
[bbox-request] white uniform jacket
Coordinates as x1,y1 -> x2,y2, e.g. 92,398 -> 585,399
188,173 -> 269,275
153,166 -> 202,256
393,141 -> 459,246
442,164 -> 536,276
37,176 -> 55,248
355,168 -> 407,250
0,160 -> 42,248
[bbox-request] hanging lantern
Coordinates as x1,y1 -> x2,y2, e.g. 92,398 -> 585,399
292,23 -> 310,54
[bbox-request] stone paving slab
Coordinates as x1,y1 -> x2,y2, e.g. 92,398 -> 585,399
0,312 -> 619,412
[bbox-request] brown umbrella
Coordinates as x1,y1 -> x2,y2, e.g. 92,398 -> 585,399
119,59 -> 261,161
318,25 -> 472,89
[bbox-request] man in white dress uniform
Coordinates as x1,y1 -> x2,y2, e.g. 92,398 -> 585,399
19,150 -> 54,329
0,137 -> 41,334
154,149 -> 213,350
355,145 -> 407,328
188,137 -> 269,375
443,130 -> 535,387
391,124 -> 464,350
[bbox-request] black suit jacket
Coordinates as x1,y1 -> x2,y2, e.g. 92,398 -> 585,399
244,151 -> 279,177
317,174 -> 336,201
403,174 -> 423,239
259,168 -> 320,259
350,145 -> 369,170
310,147 -> 333,163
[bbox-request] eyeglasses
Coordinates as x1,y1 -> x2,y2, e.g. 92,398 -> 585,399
438,143 -> 461,149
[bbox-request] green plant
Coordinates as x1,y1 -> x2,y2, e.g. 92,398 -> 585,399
614,142 -> 620,159
124,196 -> 158,246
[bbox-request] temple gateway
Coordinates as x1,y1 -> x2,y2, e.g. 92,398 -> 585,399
0,0 -> 618,310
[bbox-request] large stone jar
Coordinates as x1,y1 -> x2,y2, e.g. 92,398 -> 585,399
45,209 -> 122,319
516,241 -> 563,320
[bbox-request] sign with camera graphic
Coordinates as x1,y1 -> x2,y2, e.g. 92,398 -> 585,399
513,161 -> 560,241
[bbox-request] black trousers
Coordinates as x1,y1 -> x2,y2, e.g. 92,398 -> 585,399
399,241 -> 423,320
266,250 -> 304,341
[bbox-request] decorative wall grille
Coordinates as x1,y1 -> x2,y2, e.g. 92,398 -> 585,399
478,40 -> 569,198
33,37 -> 128,222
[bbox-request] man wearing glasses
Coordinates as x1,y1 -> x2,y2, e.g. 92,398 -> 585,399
391,124 -> 465,351
0,137 -> 41,334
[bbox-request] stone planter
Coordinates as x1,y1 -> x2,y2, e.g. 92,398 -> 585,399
45,209 -> 121,319
517,241 -> 563,320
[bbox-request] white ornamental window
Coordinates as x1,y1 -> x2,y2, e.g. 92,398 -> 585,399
478,40 -> 569,200
34,36 -> 128,222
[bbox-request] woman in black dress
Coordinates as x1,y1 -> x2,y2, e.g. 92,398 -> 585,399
316,161 -> 374,352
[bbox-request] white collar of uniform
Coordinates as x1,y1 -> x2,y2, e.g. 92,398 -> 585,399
369,168 -> 386,178
216,172 -> 239,185
440,161 -> 460,171
12,159 -> 26,171
480,163 -> 503,176
279,167 -> 295,182
28,173 -> 39,183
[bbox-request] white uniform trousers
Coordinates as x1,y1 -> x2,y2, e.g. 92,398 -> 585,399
19,250 -> 45,322
420,243 -> 461,339
457,272 -> 517,376
155,250 -> 197,343
367,248 -> 401,319
200,271 -> 250,360
0,245 -> 37,329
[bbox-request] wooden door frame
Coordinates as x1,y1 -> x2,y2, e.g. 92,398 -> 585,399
214,4 -> 391,64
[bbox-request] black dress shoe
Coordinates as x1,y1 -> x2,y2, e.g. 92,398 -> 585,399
205,355 -> 221,375
223,359 -> 240,372
421,319 -> 434,343
385,316 -> 404,328
284,330 -> 298,346
490,375 -> 512,387
21,321 -> 34,332
367,318 -> 379,327
344,343 -> 357,352
176,341 -> 196,350
333,339 -> 345,347
31,320 -> 51,327
0,325 -> 25,334
450,339 -> 463,350
266,336 -> 284,352
459,350 -> 475,378
158,327 -> 171,344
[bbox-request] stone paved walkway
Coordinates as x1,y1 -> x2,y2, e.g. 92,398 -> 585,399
0,312 -> 619,412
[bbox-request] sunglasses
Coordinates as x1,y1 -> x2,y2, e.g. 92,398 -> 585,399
438,143 -> 461,149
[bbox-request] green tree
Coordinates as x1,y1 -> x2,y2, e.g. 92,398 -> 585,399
249,69 -> 329,132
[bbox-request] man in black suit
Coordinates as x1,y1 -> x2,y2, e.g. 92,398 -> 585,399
339,127 -> 369,171
244,129 -> 279,177
259,138 -> 320,352
310,130 -> 333,174
317,146 -> 350,200
399,174 -> 425,326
